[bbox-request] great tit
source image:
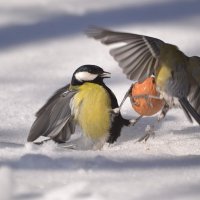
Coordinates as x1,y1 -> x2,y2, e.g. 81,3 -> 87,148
86,27 -> 200,140
27,65 -> 134,149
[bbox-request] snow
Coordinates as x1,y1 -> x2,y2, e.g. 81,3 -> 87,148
0,167 -> 14,200
0,0 -> 200,199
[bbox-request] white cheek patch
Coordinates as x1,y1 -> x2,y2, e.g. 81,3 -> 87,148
75,72 -> 98,82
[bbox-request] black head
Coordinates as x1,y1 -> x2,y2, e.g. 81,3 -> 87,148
71,64 -> 111,86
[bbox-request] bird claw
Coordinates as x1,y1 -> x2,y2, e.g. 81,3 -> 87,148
137,125 -> 155,142
146,98 -> 153,108
133,94 -> 154,108
110,107 -> 120,116
129,115 -> 143,126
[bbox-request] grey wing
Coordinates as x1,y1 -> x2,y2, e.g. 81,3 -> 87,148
27,84 -> 77,143
86,27 -> 164,82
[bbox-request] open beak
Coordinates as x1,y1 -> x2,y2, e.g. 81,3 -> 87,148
100,71 -> 111,78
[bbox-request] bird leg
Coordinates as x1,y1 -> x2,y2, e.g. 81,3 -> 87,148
157,102 -> 170,121
129,115 -> 143,126
111,107 -> 120,115
118,85 -> 143,126
119,84 -> 133,110
137,124 -> 155,142
119,85 -> 166,135
137,102 -> 169,142
119,85 -> 168,142
119,84 -> 162,109
133,94 -> 163,108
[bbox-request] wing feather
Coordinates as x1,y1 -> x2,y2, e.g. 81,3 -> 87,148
86,27 -> 164,81
126,52 -> 152,81
27,84 -> 77,143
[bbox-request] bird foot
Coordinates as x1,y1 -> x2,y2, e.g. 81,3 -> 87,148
110,107 -> 120,116
137,125 -> 155,142
129,115 -> 143,126
133,94 -> 161,108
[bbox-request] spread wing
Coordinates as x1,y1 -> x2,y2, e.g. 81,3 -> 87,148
27,84 -> 77,143
86,27 -> 164,82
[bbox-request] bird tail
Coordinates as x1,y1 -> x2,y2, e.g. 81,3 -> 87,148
179,97 -> 200,125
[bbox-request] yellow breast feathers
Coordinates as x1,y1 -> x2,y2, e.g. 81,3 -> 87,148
72,82 -> 111,140
155,44 -> 187,90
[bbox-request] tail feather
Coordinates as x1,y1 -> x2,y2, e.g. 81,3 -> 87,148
179,102 -> 193,123
179,98 -> 200,125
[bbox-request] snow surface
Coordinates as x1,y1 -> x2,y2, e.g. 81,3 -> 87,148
1,0 -> 200,199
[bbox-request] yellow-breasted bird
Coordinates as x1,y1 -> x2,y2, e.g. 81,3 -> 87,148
27,64 -> 134,149
86,27 -> 200,140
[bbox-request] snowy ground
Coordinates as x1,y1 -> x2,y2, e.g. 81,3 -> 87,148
1,0 -> 200,199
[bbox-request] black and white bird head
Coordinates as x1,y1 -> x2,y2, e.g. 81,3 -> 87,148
71,64 -> 111,85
